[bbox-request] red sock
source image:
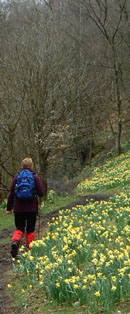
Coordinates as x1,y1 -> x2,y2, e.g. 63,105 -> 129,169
26,232 -> 35,249
12,229 -> 24,242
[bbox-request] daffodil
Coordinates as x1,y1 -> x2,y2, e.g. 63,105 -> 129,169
95,291 -> 100,297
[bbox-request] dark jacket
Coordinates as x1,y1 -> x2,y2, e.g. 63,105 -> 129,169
7,168 -> 45,213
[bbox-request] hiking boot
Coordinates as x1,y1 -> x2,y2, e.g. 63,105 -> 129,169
11,241 -> 19,258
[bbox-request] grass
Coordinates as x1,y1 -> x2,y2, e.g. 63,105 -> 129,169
0,207 -> 14,231
76,150 -> 130,194
41,194 -> 79,216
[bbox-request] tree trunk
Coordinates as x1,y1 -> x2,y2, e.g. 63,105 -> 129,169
113,47 -> 122,155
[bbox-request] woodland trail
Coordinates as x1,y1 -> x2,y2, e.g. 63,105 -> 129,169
0,232 -> 14,314
0,193 -> 111,314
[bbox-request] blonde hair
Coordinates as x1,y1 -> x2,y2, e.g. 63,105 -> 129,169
21,157 -> 33,169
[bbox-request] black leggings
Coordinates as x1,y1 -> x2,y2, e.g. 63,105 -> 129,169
14,212 -> 37,233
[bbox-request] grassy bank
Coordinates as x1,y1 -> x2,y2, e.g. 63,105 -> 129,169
5,147 -> 130,313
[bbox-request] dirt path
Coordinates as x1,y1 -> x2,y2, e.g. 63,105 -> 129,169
0,193 -> 111,314
0,236 -> 14,314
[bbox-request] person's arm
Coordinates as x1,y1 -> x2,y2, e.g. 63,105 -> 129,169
34,174 -> 45,197
6,175 -> 17,213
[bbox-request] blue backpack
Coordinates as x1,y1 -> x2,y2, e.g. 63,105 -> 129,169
15,169 -> 35,200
